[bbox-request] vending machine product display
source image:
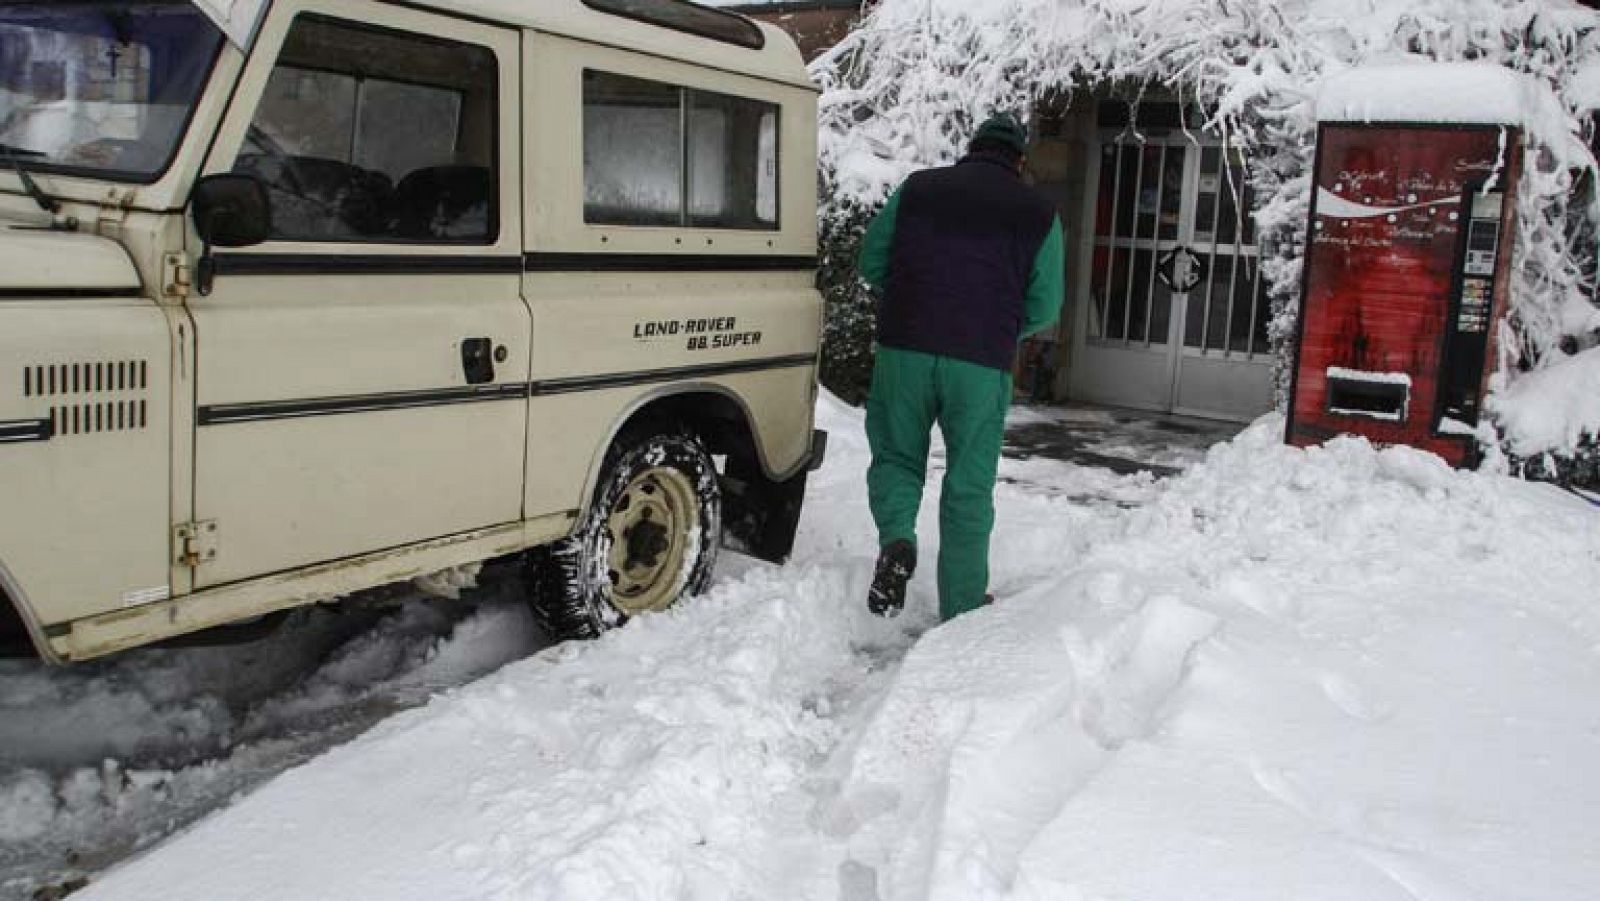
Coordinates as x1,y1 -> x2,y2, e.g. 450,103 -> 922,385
1286,122 -> 1521,467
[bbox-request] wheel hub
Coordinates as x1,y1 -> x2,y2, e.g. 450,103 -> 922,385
624,516 -> 670,570
605,466 -> 699,615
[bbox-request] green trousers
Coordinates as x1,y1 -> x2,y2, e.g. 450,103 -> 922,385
865,346 -> 1011,620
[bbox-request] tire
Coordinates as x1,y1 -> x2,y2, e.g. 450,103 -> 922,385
527,424 -> 722,641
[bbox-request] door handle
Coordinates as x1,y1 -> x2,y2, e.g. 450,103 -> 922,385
461,337 -> 495,385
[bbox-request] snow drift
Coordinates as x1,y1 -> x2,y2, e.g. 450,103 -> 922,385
68,397 -> 1600,901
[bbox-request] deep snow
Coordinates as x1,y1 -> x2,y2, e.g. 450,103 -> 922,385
47,394 -> 1600,901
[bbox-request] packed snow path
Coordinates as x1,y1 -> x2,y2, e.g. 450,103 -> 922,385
23,396 -> 1600,900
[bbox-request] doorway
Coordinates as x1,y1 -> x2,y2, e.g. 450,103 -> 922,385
1066,125 -> 1274,422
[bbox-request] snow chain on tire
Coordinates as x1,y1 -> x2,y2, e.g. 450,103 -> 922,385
526,424 -> 721,641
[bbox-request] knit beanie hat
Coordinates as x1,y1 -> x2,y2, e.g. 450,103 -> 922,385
971,113 -> 1028,155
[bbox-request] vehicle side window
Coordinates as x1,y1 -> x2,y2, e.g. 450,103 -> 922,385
583,69 -> 778,230
583,71 -> 682,228
689,89 -> 779,229
235,15 -> 497,243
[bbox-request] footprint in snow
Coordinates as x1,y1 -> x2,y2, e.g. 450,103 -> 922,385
1318,671 -> 1393,723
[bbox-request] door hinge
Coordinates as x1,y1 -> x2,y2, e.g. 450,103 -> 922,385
162,253 -> 192,300
175,520 -> 219,568
95,187 -> 134,232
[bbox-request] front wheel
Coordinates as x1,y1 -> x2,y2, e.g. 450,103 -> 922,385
527,425 -> 721,641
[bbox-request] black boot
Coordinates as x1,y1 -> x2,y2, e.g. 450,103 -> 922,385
868,540 -> 917,618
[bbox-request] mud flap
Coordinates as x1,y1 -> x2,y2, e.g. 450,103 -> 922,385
720,431 -> 826,565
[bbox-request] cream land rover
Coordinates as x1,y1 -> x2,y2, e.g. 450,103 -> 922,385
0,0 -> 825,663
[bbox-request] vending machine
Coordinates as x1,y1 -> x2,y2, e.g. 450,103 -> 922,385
1286,121 -> 1521,466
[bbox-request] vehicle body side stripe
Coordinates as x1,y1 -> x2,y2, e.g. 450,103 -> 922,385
524,252 -> 817,272
532,353 -> 817,394
0,288 -> 144,299
195,354 -> 816,425
0,419 -> 52,443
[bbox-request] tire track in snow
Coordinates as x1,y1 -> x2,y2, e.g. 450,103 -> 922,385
1,580 -> 545,901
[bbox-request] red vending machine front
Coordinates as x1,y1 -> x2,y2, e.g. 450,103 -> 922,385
1287,124 -> 1520,466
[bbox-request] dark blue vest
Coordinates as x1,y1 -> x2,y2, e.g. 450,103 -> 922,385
877,154 -> 1057,371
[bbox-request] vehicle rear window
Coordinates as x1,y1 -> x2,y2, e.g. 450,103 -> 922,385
583,69 -> 779,231
583,0 -> 764,50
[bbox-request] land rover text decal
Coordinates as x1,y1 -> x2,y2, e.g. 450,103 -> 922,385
632,317 -> 763,351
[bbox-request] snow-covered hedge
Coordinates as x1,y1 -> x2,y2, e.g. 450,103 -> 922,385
810,0 -> 1600,475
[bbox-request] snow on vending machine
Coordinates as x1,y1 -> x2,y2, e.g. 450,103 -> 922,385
1286,66 -> 1523,467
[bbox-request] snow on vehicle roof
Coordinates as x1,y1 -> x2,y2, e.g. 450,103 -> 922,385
1316,61 -> 1542,126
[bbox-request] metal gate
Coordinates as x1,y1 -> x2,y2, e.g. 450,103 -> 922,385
1067,130 -> 1274,421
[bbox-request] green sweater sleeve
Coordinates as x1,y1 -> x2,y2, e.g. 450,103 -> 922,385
1022,216 -> 1066,339
857,187 -> 903,294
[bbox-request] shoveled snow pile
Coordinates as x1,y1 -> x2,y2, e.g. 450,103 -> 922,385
71,396 -> 1600,901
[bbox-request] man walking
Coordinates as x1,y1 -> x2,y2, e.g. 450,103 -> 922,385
857,113 -> 1065,621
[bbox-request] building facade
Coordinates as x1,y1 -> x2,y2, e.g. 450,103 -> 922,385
725,1 -> 863,62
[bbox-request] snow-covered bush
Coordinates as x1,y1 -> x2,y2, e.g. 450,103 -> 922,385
810,0 -> 1600,479
817,205 -> 877,405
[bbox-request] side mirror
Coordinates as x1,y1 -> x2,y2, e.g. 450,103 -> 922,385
191,173 -> 271,295
192,172 -> 271,248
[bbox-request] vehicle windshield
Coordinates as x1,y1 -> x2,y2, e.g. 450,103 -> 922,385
0,1 -> 223,182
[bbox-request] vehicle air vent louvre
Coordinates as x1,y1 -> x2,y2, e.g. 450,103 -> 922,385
22,360 -> 148,398
21,360 -> 151,439
50,400 -> 148,436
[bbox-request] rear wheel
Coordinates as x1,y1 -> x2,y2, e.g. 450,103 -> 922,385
527,425 -> 721,641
